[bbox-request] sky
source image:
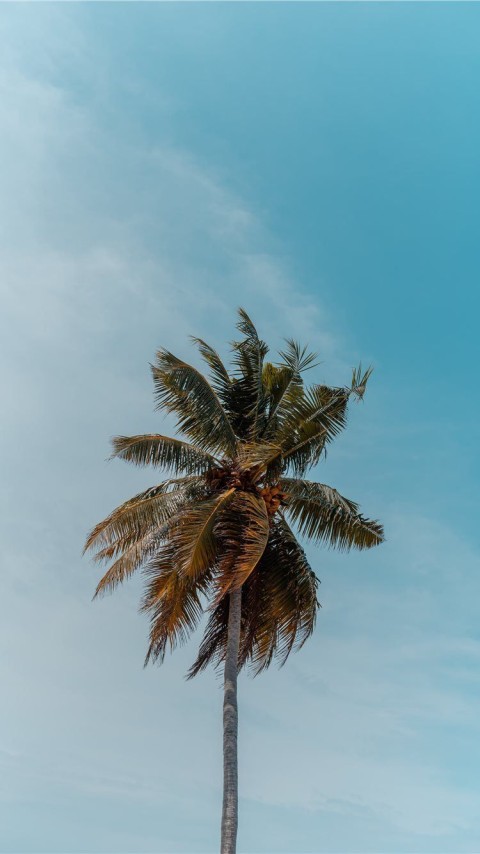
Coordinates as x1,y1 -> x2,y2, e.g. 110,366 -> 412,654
1,3 -> 480,853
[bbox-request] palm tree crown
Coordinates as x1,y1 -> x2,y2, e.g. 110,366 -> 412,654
84,309 -> 384,676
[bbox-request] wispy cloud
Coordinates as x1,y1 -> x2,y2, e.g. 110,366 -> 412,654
0,9 -> 341,852
236,510 -> 480,844
1,6 -> 480,854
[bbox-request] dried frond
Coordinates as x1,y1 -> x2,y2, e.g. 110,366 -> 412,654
186,596 -> 229,679
188,518 -> 319,678
142,542 -> 213,665
245,518 -> 319,674
93,526 -> 168,598
83,478 -> 199,555
350,363 -> 374,400
213,491 -> 270,599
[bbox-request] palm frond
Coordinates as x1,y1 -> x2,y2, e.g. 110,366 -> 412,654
83,478 -> 199,554
151,350 -> 237,456
266,386 -> 350,477
229,308 -> 269,440
280,385 -> 348,445
93,526 -> 167,598
235,307 -> 263,342
190,337 -> 232,403
142,542 -> 213,665
236,441 -> 282,471
243,518 -> 319,674
213,491 -> 269,598
110,434 -> 217,475
261,362 -> 290,406
261,341 -> 318,442
278,339 -> 319,374
350,363 -> 374,400
281,477 -> 384,550
173,489 -> 236,582
261,364 -> 303,440
86,309 -> 384,679
186,595 -> 229,679
188,518 -> 319,678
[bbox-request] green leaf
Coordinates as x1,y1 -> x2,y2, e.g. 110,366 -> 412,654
152,350 -> 237,456
229,308 -> 269,440
110,434 -> 217,475
236,441 -> 282,471
282,477 -> 384,550
267,385 -> 350,476
190,337 -> 232,402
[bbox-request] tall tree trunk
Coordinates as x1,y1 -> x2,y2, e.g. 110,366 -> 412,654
221,587 -> 242,854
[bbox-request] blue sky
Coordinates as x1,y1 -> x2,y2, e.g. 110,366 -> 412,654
1,3 -> 480,852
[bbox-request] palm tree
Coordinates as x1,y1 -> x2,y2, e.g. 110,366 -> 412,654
84,308 -> 384,853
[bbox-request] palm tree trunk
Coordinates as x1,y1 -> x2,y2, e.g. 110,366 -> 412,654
220,586 -> 242,854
